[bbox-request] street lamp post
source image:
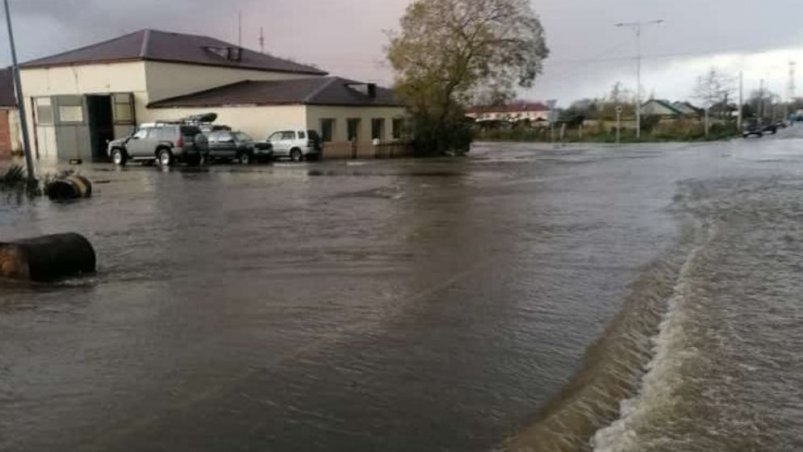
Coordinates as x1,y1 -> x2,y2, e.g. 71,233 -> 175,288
3,0 -> 35,180
616,19 -> 664,141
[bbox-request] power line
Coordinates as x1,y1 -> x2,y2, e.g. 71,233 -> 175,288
547,43 -> 802,67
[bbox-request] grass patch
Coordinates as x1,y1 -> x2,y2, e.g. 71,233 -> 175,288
1,165 -> 44,201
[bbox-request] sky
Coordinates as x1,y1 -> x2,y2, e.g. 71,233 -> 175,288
2,0 -> 803,106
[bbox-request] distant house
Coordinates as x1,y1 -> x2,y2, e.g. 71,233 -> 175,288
671,101 -> 702,117
0,68 -> 22,158
709,101 -> 739,119
641,99 -> 687,118
467,101 -> 551,124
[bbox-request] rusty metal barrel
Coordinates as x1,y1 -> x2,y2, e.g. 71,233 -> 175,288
0,233 -> 96,282
46,175 -> 93,201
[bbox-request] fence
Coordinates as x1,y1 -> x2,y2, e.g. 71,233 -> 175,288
321,141 -> 415,160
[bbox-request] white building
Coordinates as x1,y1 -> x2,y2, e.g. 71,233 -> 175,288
18,29 -> 406,161
466,102 -> 551,123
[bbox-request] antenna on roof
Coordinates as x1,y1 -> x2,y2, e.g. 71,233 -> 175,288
259,27 -> 264,54
238,10 -> 242,48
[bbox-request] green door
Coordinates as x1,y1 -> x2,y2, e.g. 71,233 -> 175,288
53,95 -> 91,161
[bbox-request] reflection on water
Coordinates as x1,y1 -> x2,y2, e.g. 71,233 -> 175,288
2,139 -> 803,451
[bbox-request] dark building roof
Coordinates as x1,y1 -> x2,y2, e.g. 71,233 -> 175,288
642,99 -> 686,116
148,77 -> 401,108
21,29 -> 327,76
467,102 -> 550,114
0,67 -> 17,107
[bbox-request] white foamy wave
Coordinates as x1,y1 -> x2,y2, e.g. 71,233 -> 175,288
590,224 -> 718,452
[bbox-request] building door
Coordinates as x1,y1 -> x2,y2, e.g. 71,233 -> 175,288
52,95 -> 91,161
87,95 -> 113,161
111,93 -> 136,139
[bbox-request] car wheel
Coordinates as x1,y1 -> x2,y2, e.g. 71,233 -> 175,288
290,148 -> 303,162
158,148 -> 174,167
238,152 -> 252,165
111,148 -> 127,166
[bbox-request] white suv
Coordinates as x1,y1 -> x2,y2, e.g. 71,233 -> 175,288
267,129 -> 322,162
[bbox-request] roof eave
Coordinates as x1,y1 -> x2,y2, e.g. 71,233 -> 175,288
21,56 -> 328,76
149,101 -> 405,109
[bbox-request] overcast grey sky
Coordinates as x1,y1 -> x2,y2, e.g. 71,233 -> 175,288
2,0 -> 803,105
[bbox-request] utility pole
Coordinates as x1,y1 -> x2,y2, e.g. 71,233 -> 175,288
3,0 -> 34,180
616,19 -> 664,141
738,70 -> 744,130
759,79 -> 765,120
259,27 -> 265,54
788,61 -> 796,119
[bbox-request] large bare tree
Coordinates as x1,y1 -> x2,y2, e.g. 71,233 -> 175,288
387,0 -> 549,154
693,68 -> 736,135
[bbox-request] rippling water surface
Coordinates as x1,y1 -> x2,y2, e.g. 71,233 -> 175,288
2,134 -> 803,451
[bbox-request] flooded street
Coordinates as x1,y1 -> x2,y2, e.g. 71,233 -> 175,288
2,132 -> 803,451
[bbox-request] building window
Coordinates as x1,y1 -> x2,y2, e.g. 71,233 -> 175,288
320,119 -> 335,142
371,118 -> 385,141
58,105 -> 84,123
392,118 -> 404,140
35,97 -> 53,125
113,93 -> 134,124
347,118 -> 361,141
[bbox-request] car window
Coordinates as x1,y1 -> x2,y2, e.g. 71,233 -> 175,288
219,133 -> 233,142
234,132 -> 253,142
282,131 -> 296,140
133,129 -> 149,140
156,128 -> 174,141
298,131 -> 306,140
268,132 -> 283,141
208,131 -> 220,143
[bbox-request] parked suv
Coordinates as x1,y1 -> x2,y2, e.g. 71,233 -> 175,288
267,130 -> 322,162
742,121 -> 764,138
207,130 -> 272,164
108,124 -> 209,167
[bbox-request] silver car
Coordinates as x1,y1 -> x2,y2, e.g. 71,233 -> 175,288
267,130 -> 322,162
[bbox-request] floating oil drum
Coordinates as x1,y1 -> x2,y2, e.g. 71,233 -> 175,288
46,175 -> 92,201
0,233 -> 96,282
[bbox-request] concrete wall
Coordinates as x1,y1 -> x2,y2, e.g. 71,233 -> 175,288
148,105 -> 308,140
143,61 -> 318,105
305,106 -> 407,142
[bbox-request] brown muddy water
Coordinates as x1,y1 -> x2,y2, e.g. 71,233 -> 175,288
1,133 -> 803,451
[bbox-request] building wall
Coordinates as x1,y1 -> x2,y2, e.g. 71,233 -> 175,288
143,61 -> 319,105
6,108 -> 22,153
148,105 -> 308,140
20,62 -> 149,159
0,109 -> 10,158
305,106 -> 407,142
